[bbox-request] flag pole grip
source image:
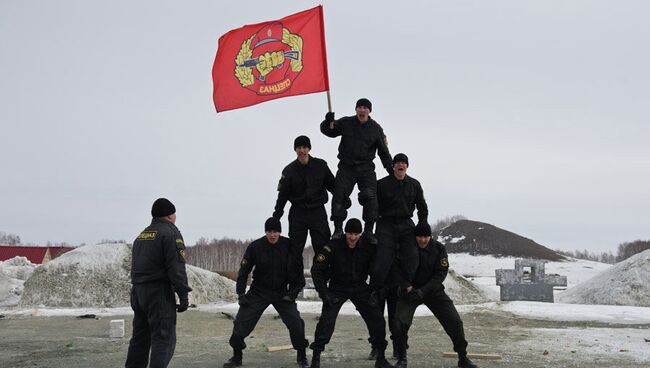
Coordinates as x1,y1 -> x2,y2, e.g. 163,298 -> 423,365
326,91 -> 332,112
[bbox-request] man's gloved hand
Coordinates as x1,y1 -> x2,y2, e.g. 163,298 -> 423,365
322,294 -> 339,308
408,289 -> 424,302
177,295 -> 189,313
325,111 -> 335,123
238,293 -> 250,307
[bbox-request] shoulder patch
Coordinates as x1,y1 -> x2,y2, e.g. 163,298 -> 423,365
440,257 -> 449,267
323,245 -> 332,253
178,248 -> 186,260
175,238 -> 184,245
316,254 -> 326,263
137,231 -> 157,241
240,258 -> 248,267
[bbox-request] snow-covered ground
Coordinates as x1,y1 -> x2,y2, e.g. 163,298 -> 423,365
2,252 -> 648,325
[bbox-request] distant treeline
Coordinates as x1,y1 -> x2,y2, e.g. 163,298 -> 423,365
555,239 -> 650,264
184,236 -> 315,272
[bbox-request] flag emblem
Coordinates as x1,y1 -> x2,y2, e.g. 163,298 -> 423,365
234,22 -> 304,96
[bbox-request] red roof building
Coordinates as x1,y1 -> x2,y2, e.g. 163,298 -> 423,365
0,246 -> 76,264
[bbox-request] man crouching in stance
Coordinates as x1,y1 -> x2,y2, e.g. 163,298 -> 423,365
223,217 -> 308,368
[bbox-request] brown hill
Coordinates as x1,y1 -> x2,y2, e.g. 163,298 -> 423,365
434,220 -> 565,261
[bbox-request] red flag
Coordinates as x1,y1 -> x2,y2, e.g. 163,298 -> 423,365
212,6 -> 330,113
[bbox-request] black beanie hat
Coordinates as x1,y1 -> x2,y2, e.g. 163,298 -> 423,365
393,153 -> 409,166
414,222 -> 432,237
344,218 -> 363,234
294,135 -> 311,149
265,217 -> 282,232
151,198 -> 176,218
356,98 -> 372,112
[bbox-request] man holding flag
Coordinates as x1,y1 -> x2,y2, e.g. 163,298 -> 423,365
320,98 -> 393,244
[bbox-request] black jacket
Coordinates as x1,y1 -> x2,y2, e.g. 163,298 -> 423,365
273,156 -> 335,218
320,115 -> 392,169
311,238 -> 375,296
236,236 -> 305,296
377,174 -> 428,222
394,239 -> 449,295
131,218 -> 192,297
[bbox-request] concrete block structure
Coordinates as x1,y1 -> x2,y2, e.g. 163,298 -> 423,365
495,259 -> 567,302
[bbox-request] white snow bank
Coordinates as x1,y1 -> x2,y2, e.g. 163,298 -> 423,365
19,243 -> 236,308
442,269 -> 490,304
558,249 -> 650,307
0,256 -> 36,280
0,272 -> 23,307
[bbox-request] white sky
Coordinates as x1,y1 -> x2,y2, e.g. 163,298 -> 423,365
1,1 -> 648,252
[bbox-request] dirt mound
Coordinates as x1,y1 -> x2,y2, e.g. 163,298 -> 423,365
19,243 -> 236,308
444,268 -> 490,304
558,249 -> 650,307
435,220 -> 565,261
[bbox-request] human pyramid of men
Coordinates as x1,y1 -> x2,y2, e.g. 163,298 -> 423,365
125,98 -> 478,368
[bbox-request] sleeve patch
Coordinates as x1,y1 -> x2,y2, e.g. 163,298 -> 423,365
178,249 -> 186,260
175,238 -> 184,245
316,254 -> 326,263
440,258 -> 449,267
241,258 -> 248,266
137,231 -> 157,240
323,245 -> 332,253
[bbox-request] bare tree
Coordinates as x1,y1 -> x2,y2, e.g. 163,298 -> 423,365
617,240 -> 650,262
0,231 -> 21,245
431,215 -> 467,232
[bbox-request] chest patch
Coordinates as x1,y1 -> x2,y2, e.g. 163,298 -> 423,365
137,231 -> 157,241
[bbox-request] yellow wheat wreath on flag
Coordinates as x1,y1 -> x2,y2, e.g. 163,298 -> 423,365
234,28 -> 303,87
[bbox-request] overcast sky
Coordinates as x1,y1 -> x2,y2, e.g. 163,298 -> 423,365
1,1 -> 648,252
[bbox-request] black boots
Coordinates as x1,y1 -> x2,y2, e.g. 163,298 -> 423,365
374,349 -> 394,368
458,353 -> 478,368
332,222 -> 344,240
394,351 -> 407,368
363,222 -> 377,244
297,349 -> 308,368
310,350 -> 321,368
222,349 -> 242,368
367,346 -> 378,360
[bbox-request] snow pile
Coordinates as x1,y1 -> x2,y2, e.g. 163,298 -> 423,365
443,268 -> 490,304
0,272 -> 24,307
20,243 -> 236,308
0,256 -> 37,280
0,256 -> 37,307
558,249 -> 650,307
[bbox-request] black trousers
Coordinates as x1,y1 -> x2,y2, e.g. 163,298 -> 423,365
310,288 -> 387,352
229,288 -> 308,351
372,217 -> 418,289
125,282 -> 177,368
288,206 -> 331,255
331,162 -> 377,223
391,290 -> 468,355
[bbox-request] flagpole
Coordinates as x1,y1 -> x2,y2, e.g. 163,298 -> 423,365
326,91 -> 332,112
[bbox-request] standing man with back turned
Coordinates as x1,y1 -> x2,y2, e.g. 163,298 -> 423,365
321,98 -> 393,244
273,135 -> 335,256
126,198 -> 192,368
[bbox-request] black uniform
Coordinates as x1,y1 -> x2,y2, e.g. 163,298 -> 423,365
273,155 -> 335,254
373,174 -> 428,288
309,238 -> 388,352
228,236 -> 308,352
320,116 -> 392,224
391,240 -> 469,356
126,218 -> 191,368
